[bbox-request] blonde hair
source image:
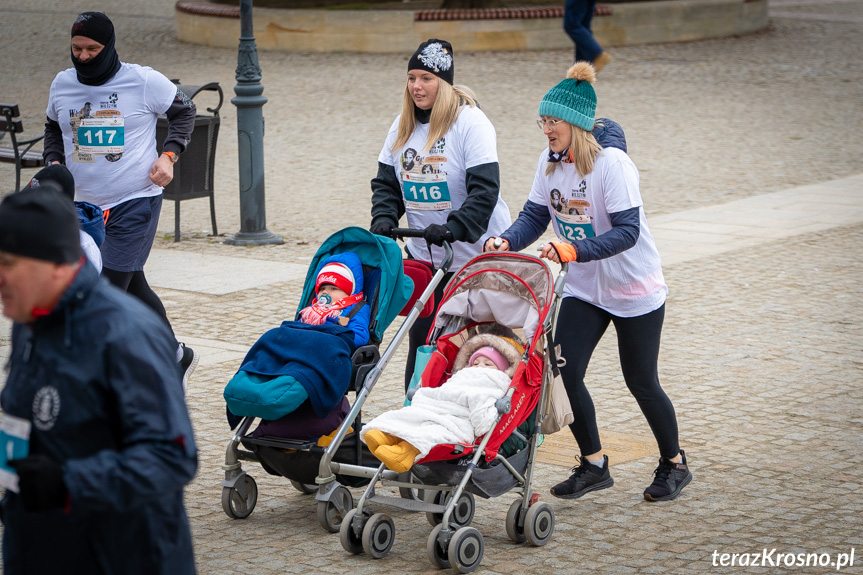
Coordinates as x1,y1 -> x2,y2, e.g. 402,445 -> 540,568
545,122 -> 603,178
392,79 -> 478,154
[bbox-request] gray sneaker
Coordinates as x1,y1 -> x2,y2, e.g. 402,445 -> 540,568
550,455 -> 614,499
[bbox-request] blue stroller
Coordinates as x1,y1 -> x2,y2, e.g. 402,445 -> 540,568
220,226 -> 451,532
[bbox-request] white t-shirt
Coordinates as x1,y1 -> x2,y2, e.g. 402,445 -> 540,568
528,147 -> 667,317
46,63 -> 178,209
378,105 -> 511,269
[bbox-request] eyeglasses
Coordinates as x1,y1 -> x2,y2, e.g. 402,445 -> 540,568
537,117 -> 565,130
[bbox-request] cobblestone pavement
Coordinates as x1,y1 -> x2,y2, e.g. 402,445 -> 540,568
1,0 -> 862,573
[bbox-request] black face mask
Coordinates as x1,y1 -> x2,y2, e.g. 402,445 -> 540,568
72,35 -> 120,86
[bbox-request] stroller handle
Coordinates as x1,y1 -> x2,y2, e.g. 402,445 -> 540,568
391,227 -> 454,274
390,227 -> 424,239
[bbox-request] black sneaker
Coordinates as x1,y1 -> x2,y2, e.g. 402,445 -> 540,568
550,455 -> 614,499
643,450 -> 692,502
179,343 -> 200,392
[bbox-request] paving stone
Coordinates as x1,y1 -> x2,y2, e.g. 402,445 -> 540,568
1,1 -> 862,574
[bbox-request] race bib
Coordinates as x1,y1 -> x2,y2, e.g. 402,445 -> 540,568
0,414 -> 31,493
554,212 -> 595,242
76,116 -> 125,154
402,172 -> 452,211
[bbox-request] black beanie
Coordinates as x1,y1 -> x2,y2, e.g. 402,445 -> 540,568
24,164 -> 76,201
71,12 -> 121,86
0,190 -> 82,264
408,39 -> 454,86
71,12 -> 114,46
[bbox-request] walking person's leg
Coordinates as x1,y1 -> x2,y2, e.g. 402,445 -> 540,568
564,0 -> 604,62
550,297 -> 615,499
101,195 -> 198,390
127,270 -> 172,329
612,303 -> 692,500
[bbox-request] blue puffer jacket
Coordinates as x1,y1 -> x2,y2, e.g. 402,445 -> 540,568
75,200 -> 105,247
0,262 -> 198,575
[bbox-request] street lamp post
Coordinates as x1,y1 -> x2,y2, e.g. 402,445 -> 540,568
225,0 -> 283,246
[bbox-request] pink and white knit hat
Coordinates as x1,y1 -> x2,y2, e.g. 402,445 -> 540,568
315,262 -> 356,296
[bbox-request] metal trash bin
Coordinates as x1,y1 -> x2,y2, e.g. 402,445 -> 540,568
156,81 -> 223,242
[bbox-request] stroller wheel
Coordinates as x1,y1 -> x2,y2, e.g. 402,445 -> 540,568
505,499 -> 527,543
426,524 -> 451,569
397,471 -> 424,501
426,490 -> 475,528
524,501 -> 555,546
289,479 -> 318,495
361,512 -> 396,559
448,526 -> 484,573
316,485 -> 354,533
221,475 -> 258,519
339,509 -> 366,555
452,492 -> 476,527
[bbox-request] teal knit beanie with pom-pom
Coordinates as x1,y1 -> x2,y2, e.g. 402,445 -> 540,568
538,62 -> 597,131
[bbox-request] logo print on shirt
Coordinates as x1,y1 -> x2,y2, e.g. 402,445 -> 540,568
429,138 -> 446,155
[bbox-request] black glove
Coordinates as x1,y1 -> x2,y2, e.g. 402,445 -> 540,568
422,224 -> 454,247
9,455 -> 68,511
369,219 -> 395,237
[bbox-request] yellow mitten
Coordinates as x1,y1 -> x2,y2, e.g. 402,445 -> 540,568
363,429 -> 399,453
317,426 -> 353,447
374,441 -> 421,473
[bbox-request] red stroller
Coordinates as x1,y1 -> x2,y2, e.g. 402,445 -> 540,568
340,246 -> 569,573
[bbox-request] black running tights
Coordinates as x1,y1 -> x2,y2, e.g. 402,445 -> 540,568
102,267 -> 177,341
554,297 -> 680,459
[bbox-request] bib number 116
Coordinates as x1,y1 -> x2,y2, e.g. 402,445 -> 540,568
407,184 -> 443,201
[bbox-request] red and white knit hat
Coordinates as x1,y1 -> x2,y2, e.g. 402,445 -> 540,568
315,262 -> 356,296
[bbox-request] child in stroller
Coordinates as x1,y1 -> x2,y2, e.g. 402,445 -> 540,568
224,251 -> 371,428
341,251 -> 567,572
361,332 -> 524,473
220,227 -> 424,528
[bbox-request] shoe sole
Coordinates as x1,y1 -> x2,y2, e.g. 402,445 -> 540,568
550,477 -> 614,500
182,349 -> 200,391
643,472 -> 692,502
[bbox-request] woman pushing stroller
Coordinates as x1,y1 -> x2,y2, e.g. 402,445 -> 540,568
486,62 -> 693,502
369,38 -> 512,390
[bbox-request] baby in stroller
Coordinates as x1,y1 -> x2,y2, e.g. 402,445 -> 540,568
224,252 -> 371,432
298,253 -> 371,347
361,332 -> 525,473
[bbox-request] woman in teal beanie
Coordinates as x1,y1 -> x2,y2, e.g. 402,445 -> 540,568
485,62 -> 692,502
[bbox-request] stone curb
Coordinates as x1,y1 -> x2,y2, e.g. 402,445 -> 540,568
175,0 -> 768,52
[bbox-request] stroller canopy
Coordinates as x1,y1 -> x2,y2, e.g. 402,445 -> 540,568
433,253 -> 554,344
298,227 -> 414,342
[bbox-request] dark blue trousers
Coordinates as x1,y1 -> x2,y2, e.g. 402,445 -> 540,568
563,0 -> 603,62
